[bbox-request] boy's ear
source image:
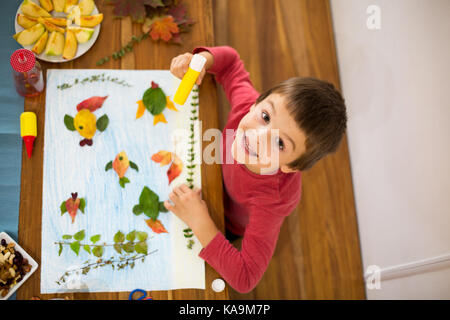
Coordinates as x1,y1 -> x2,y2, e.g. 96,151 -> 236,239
280,165 -> 298,173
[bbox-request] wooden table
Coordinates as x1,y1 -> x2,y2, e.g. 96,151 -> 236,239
17,0 -> 227,300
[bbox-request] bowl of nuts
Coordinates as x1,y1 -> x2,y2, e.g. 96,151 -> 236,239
0,232 -> 38,300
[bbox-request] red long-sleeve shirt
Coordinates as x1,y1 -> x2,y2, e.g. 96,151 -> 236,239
192,46 -> 302,293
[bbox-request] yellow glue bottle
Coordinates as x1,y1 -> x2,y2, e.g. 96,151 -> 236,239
173,54 -> 207,105
20,112 -> 37,158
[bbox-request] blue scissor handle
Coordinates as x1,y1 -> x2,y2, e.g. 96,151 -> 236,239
129,289 -> 152,300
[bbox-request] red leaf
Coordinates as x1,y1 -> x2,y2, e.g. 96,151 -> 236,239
145,219 -> 168,234
167,154 -> 182,184
76,96 -> 108,112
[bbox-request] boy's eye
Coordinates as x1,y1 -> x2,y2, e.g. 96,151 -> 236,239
276,137 -> 284,151
261,111 -> 270,123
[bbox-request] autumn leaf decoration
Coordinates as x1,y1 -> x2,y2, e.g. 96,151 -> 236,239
151,150 -> 183,185
60,192 -> 86,224
133,186 -> 169,234
105,151 -> 139,188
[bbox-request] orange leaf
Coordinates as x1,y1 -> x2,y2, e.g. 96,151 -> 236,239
136,100 -> 146,119
166,96 -> 178,111
153,113 -> 167,125
167,154 -> 182,184
151,150 -> 172,167
149,16 -> 179,42
145,219 -> 168,234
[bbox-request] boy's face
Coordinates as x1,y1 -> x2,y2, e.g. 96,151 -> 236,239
231,93 -> 307,174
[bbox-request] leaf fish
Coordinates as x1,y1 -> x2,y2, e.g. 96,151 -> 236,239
136,81 -> 178,125
60,192 -> 86,224
105,151 -> 139,188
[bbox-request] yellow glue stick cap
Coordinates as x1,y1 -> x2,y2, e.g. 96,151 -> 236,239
173,54 -> 207,105
20,112 -> 37,137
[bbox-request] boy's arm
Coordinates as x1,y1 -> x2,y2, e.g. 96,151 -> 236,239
198,206 -> 284,294
192,46 -> 260,111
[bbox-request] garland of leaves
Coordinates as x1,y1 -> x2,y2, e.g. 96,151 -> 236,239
54,229 -> 156,285
183,85 -> 199,249
56,73 -> 132,90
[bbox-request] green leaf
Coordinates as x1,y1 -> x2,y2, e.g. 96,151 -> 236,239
74,230 -> 85,241
79,198 -> 86,213
92,246 -> 104,258
119,176 -> 130,188
139,186 -> 159,220
136,231 -> 148,241
96,114 -> 109,132
126,230 -> 136,242
62,234 -> 72,240
143,87 -> 166,115
159,201 -> 168,213
105,161 -> 113,171
83,245 -> 91,254
113,243 -> 122,254
135,241 -> 148,255
133,204 -> 143,216
114,231 -> 125,243
129,161 -> 139,172
64,115 -> 75,131
90,234 -> 101,244
122,242 -> 134,253
60,201 -> 67,214
70,241 -> 80,256
58,243 -> 63,256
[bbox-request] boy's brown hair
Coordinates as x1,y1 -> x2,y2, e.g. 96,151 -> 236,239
255,77 -> 347,171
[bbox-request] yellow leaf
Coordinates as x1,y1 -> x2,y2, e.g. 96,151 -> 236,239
153,113 -> 167,125
166,96 -> 178,111
136,100 -> 146,119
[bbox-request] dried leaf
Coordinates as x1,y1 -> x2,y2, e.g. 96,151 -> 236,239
149,15 -> 179,42
76,96 -> 108,112
167,154 -> 183,184
151,150 -> 172,167
145,218 -> 168,234
136,100 -> 146,119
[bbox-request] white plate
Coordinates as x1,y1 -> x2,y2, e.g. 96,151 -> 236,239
14,0 -> 101,63
0,232 -> 39,300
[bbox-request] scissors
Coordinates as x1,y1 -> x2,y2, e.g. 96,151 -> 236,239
129,289 -> 152,300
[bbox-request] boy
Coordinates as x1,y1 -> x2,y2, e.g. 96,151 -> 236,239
165,46 -> 347,293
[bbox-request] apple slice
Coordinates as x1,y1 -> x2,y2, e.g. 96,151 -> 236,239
17,14 -> 38,29
44,17 -> 68,27
53,0 -> 65,13
78,0 -> 94,15
64,0 -> 79,14
32,30 -> 48,54
67,5 -> 81,26
68,26 -> 94,43
38,17 -> 65,33
13,23 -> 45,46
79,14 -> 103,28
39,0 -> 53,12
63,29 -> 77,60
20,0 -> 51,18
45,31 -> 64,56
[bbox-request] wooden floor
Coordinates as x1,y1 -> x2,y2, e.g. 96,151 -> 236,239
212,0 -> 366,299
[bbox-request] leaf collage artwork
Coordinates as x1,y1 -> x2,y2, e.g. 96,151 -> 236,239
41,69 -> 204,293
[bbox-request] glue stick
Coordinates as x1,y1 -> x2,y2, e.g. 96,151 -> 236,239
173,54 -> 207,105
20,112 -> 37,158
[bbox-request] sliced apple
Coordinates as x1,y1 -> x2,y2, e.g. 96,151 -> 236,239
44,30 -> 64,56
64,0 -> 79,14
17,14 -> 38,29
67,26 -> 94,43
20,0 -> 51,18
32,30 -> 48,54
79,14 -> 103,28
67,5 -> 81,25
44,17 -> 68,27
62,29 -> 77,60
39,0 -> 53,12
78,0 -> 94,15
53,0 -> 65,12
38,17 -> 65,33
13,23 -> 45,46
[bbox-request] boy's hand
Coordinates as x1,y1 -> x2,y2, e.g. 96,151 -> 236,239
164,184 -> 219,247
170,51 -> 214,85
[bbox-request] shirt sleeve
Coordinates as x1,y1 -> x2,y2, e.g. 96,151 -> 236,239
198,205 -> 285,293
192,46 -> 260,112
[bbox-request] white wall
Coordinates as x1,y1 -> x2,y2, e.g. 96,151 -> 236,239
330,0 -> 450,299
